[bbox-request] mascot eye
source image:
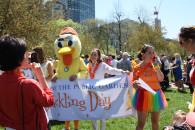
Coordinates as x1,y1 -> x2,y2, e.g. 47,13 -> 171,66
56,38 -> 64,48
58,42 -> 63,48
68,40 -> 73,46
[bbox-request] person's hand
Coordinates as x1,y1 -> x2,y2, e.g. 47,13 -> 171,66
152,56 -> 161,70
51,74 -> 58,82
31,63 -> 43,77
153,55 -> 161,66
30,63 -> 49,89
31,63 -> 46,82
122,70 -> 130,75
69,75 -> 77,81
133,80 -> 141,89
0,70 -> 4,75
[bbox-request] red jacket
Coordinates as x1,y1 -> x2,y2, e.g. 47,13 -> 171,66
0,71 -> 54,130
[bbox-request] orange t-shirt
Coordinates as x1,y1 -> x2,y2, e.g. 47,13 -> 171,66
133,63 -> 161,90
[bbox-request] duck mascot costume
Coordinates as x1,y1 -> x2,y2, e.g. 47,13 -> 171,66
54,27 -> 88,130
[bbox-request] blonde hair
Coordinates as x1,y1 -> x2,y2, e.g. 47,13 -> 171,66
174,53 -> 182,62
172,110 -> 186,126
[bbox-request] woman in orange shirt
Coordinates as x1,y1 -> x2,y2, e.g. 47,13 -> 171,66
132,44 -> 167,130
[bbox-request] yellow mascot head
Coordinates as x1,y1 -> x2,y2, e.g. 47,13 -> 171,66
55,27 -> 81,66
54,27 -> 87,79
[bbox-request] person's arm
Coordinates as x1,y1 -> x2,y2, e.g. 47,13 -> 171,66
153,56 -> 164,82
51,60 -> 58,82
170,64 -> 179,69
163,60 -> 169,70
31,63 -> 49,89
21,61 -> 54,107
24,80 -> 54,107
132,67 -> 141,89
20,60 -> 49,88
104,62 -> 128,75
171,60 -> 180,69
154,66 -> 164,82
46,61 -> 54,81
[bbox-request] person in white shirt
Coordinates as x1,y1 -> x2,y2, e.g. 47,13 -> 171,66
160,55 -> 170,90
87,48 -> 128,130
20,51 -> 37,80
110,55 -> 118,68
32,47 -> 54,81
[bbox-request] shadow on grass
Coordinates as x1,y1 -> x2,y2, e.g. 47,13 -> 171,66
163,89 -> 173,92
163,88 -> 190,94
49,120 -> 64,126
162,87 -> 176,93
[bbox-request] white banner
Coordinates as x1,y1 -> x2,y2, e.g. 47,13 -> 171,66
47,75 -> 136,121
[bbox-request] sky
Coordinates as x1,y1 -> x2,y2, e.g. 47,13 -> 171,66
95,0 -> 195,39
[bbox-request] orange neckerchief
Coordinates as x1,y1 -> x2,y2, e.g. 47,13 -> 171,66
87,63 -> 100,79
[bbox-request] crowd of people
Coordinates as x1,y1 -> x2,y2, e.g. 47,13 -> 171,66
0,26 -> 195,130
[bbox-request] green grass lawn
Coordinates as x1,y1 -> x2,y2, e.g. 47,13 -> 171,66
0,88 -> 192,130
